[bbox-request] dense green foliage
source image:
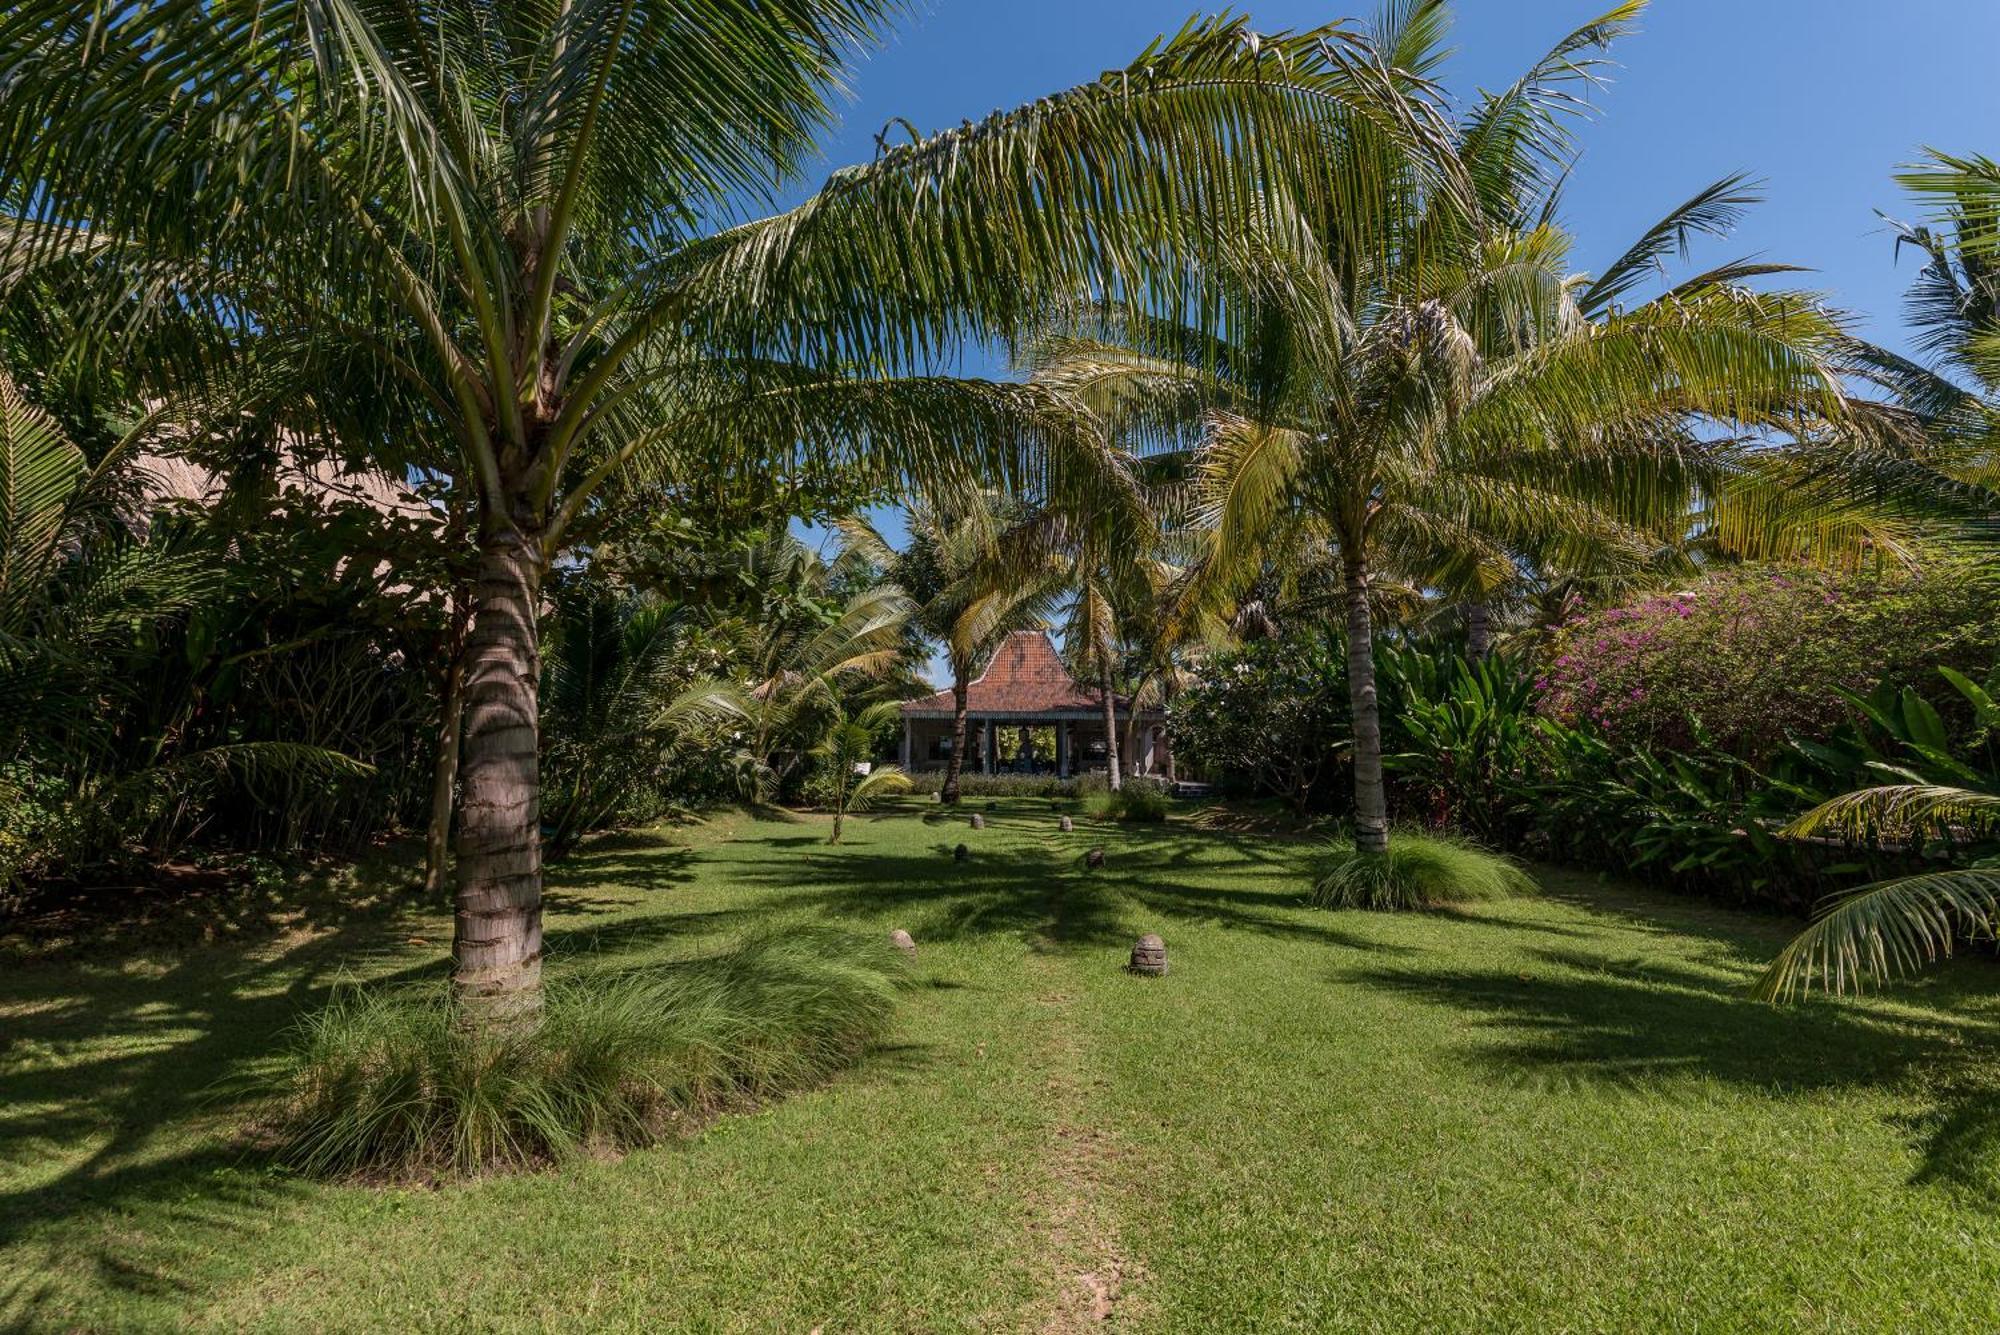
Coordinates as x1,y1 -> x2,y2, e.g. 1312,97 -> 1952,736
0,379 -> 424,893
1085,779 -> 1171,823
1165,632 -> 1353,812
1394,647 -> 2000,914
1755,665 -> 2000,998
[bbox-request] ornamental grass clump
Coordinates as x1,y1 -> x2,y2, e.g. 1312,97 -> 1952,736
1312,831 -> 1535,911
270,926 -> 905,1180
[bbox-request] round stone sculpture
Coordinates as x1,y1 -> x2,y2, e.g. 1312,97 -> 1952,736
1129,933 -> 1168,976
1059,815 -> 1074,833
889,928 -> 917,960
970,813 -> 985,830
954,843 -> 970,862
1085,846 -> 1105,869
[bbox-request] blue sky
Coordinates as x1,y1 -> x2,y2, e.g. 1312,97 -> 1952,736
786,1 -> 1999,673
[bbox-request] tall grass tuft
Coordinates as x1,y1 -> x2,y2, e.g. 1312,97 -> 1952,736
1311,830 -> 1536,910
271,925 -> 905,1179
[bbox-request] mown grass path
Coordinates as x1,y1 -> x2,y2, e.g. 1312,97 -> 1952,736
6,800 -> 2000,1330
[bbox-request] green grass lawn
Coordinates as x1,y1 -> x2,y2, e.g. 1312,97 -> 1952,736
7,800 -> 2000,1331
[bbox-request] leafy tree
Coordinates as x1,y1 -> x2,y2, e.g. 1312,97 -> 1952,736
1166,631 -> 1353,814
1,4 -> 1403,1026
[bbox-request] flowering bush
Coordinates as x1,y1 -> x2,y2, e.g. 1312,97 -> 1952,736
1535,560 -> 2000,764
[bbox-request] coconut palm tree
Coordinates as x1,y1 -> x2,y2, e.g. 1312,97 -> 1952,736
1061,533 -> 1134,792
813,700 -> 912,845
0,3 -> 1447,1026
1751,154 -> 2000,1000
1824,151 -> 2000,531
1032,4 -> 1844,859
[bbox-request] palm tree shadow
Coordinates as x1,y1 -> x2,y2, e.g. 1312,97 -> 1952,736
735,818 -> 1409,955
1344,943 -> 2000,1199
0,899 -> 441,1319
751,846 -> 1133,951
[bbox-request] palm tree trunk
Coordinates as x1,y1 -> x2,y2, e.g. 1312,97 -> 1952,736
452,526 -> 546,1032
423,591 -> 471,897
943,674 -> 969,804
1123,696 -> 1142,778
1343,554 -> 1389,855
1464,600 -> 1492,660
1099,663 -> 1123,791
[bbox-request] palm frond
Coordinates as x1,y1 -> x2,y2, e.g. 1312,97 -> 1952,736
1578,173 -> 1762,316
1754,866 -> 2000,1001
847,763 -> 913,812
1783,784 -> 2000,845
1456,1 -> 1644,221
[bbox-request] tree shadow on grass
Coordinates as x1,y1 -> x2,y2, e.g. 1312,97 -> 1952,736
1343,942 -> 2000,1198
0,896 -> 443,1324
548,838 -> 698,897
542,905 -> 754,963
0,826 -> 745,1320
734,817 -> 1408,956
0,842 -> 429,968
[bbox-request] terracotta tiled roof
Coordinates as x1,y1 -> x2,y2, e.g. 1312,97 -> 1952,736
902,630 -> 1123,716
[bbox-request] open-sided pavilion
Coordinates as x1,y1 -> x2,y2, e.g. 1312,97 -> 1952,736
897,630 -> 1164,779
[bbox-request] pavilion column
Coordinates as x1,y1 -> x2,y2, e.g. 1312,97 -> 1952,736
1055,723 -> 1069,778
981,720 -> 993,775
900,718 -> 912,770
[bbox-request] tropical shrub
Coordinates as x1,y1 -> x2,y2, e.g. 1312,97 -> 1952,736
1167,631 -> 1352,812
1086,778 -> 1170,822
270,925 -> 906,1179
1756,665 -> 2000,998
1383,646 -> 1540,845
1536,561 -> 2000,764
1311,830 -> 1535,910
902,771 -> 1095,800
1381,642 -> 1949,911
1515,722 -> 1830,908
